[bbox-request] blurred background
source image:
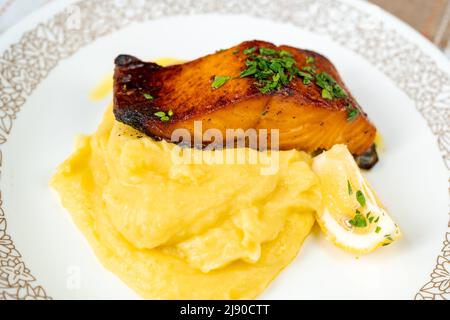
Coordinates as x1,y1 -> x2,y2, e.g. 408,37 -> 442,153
1,0 -> 449,58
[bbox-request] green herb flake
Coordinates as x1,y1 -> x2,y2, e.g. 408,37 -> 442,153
259,48 -> 277,56
302,65 -> 316,74
322,89 -> 333,100
374,216 -> 380,223
333,84 -> 347,98
240,65 -> 257,78
345,103 -> 359,122
315,72 -> 347,100
306,56 -> 315,64
232,49 -> 240,55
212,75 -> 232,89
348,210 -> 367,228
356,190 -> 366,207
347,180 -> 353,195
243,46 -> 257,55
375,226 -> 382,233
154,110 -> 173,122
279,50 -> 293,57
298,71 -> 314,85
143,93 -> 154,100
154,111 -> 165,117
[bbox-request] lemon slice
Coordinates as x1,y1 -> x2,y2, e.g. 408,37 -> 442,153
312,144 -> 401,254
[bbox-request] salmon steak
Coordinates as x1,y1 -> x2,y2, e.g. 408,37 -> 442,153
113,40 -> 377,163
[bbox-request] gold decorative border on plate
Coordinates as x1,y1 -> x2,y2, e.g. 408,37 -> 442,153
0,0 -> 448,300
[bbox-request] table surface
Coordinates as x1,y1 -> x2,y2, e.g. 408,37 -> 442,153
370,0 -> 450,56
0,0 -> 449,58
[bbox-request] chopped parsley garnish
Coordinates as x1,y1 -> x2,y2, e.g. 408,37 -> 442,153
348,210 -> 367,228
239,47 -> 301,94
143,93 -> 154,100
345,103 -> 359,121
315,72 -> 347,100
384,234 -> 394,241
243,46 -> 257,55
333,84 -> 347,98
375,226 -> 382,233
298,70 -> 314,85
321,88 -> 333,100
154,110 -> 173,122
212,75 -> 232,89
240,65 -> 257,78
217,46 -> 350,100
347,180 -> 353,195
302,65 -> 316,74
356,190 -> 366,207
259,48 -> 277,56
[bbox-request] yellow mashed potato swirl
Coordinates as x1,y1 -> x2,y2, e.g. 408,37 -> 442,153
50,105 -> 322,299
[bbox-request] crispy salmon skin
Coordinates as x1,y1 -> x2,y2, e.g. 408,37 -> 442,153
113,40 -> 377,156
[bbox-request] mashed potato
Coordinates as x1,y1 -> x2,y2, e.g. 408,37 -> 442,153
51,105 -> 321,299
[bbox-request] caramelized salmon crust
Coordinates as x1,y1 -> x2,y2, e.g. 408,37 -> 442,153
113,40 -> 377,156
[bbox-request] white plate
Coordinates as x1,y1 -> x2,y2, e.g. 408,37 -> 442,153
0,0 -> 448,300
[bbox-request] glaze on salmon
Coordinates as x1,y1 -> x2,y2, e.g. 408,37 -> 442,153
113,40 -> 377,157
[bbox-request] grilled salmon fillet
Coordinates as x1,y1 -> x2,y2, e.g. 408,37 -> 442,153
113,40 -> 376,156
